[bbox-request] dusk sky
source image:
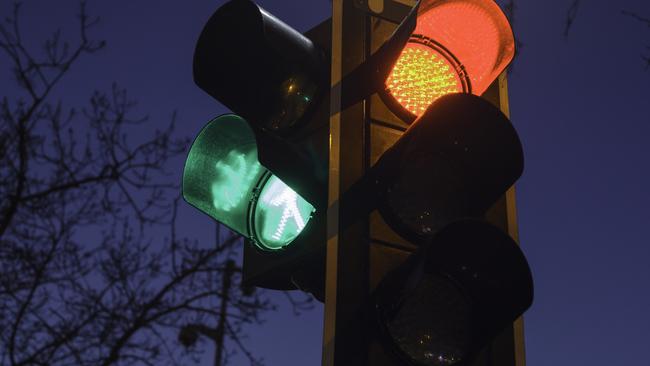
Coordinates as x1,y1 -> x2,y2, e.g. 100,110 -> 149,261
3,0 -> 649,365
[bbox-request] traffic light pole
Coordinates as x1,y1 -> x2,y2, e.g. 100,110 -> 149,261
323,1 -> 369,365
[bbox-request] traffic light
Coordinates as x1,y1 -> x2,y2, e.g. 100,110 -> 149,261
373,219 -> 533,366
335,91 -> 532,365
381,0 -> 515,122
327,0 -> 533,364
183,0 -> 332,298
343,92 -> 523,244
182,114 -> 317,251
192,0 -> 328,133
183,0 -> 534,364
339,0 -> 515,122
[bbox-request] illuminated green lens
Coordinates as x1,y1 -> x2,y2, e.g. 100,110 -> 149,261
254,175 -> 315,250
211,149 -> 261,212
183,114 -> 315,250
183,115 -> 265,238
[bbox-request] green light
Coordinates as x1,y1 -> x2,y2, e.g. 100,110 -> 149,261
253,175 -> 315,251
211,150 -> 261,212
183,115 -> 266,237
183,114 -> 315,251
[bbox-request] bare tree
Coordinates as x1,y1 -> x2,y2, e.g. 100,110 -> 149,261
0,2 -> 297,365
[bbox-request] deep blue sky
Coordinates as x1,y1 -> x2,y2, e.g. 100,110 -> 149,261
3,0 -> 649,365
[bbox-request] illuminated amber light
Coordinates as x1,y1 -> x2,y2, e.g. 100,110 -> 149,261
385,42 -> 464,117
414,0 -> 515,97
383,0 -> 515,120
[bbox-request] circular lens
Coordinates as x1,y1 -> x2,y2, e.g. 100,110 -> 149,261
385,41 -> 465,118
384,274 -> 471,366
253,175 -> 315,250
383,153 -> 467,242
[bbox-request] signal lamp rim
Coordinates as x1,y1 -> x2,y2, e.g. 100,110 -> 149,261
246,170 -> 274,252
373,259 -> 475,366
246,171 -> 315,252
380,35 -> 471,124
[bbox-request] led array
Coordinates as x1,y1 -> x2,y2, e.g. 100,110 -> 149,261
258,176 -> 309,246
268,186 -> 306,241
212,151 -> 261,211
385,43 -> 463,117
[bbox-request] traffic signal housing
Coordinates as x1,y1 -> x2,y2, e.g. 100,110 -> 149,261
183,0 -> 534,363
335,92 -> 532,365
344,92 -> 523,244
327,0 -> 533,364
184,0 -> 332,299
193,0 -> 328,133
373,219 -> 533,366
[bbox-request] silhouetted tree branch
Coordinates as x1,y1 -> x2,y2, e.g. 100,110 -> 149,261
563,0 -> 580,39
0,2 -> 308,365
622,10 -> 650,70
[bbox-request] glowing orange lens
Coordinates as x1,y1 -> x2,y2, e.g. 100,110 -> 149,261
385,42 -> 463,117
414,0 -> 515,97
383,0 -> 514,120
